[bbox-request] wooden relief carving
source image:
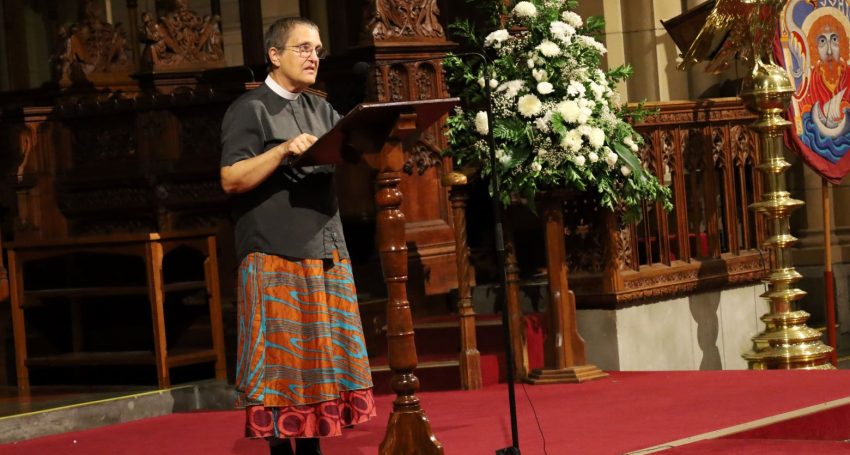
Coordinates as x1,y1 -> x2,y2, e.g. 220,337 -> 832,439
14,125 -> 41,233
366,0 -> 445,41
61,187 -> 151,213
563,198 -> 605,273
388,65 -> 408,102
711,127 -> 727,169
156,181 -> 226,206
404,142 -> 442,175
139,112 -> 168,140
51,0 -> 133,87
71,119 -> 136,166
72,217 -> 155,236
661,130 -> 677,170
415,64 -> 436,100
16,125 -> 39,184
730,125 -> 755,164
181,113 -> 222,157
616,227 -> 633,270
638,132 -> 657,175
140,0 -> 224,71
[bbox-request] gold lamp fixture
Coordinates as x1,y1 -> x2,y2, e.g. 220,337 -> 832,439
677,0 -> 834,369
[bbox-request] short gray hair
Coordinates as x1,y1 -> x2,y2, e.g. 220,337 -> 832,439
264,17 -> 319,64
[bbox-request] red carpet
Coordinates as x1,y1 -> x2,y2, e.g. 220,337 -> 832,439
4,370 -> 850,454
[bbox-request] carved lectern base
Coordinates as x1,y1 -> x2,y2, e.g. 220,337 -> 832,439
525,365 -> 608,384
379,409 -> 444,455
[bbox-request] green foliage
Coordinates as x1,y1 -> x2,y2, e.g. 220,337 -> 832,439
442,0 -> 671,223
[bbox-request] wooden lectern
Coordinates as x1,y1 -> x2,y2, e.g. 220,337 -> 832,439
298,98 -> 458,455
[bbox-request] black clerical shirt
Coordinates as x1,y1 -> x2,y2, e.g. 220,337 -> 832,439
220,83 -> 349,262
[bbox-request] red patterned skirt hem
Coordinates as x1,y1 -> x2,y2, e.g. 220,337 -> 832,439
244,388 -> 376,439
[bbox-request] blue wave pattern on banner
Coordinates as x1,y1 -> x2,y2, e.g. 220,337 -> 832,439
801,112 -> 850,163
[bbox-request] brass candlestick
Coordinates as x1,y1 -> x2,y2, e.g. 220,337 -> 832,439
740,61 -> 833,369
679,0 -> 833,369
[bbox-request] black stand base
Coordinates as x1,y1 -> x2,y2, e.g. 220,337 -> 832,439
496,447 -> 521,455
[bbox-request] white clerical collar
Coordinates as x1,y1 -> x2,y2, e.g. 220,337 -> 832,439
265,74 -> 301,100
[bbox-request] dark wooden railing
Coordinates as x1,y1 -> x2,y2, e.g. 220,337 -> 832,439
563,98 -> 769,308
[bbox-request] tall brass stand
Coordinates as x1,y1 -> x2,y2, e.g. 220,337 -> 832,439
740,61 -> 834,369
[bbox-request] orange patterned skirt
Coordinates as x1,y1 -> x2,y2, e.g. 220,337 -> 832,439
235,251 -> 375,438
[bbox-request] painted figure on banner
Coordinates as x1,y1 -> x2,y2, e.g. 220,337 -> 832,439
781,0 -> 850,181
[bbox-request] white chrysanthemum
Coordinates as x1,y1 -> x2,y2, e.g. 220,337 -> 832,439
588,128 -> 605,148
576,35 -> 607,55
536,39 -> 561,57
588,151 -> 599,163
561,129 -> 583,152
604,148 -> 618,168
518,94 -> 543,117
561,10 -> 583,28
594,69 -> 608,85
589,81 -> 605,100
497,80 -> 525,99
531,161 -> 542,172
573,155 -> 587,167
557,100 -> 581,123
620,165 -> 632,177
513,1 -> 537,18
550,21 -> 575,42
484,29 -> 510,48
474,111 -> 489,136
567,81 -> 586,97
537,82 -> 554,95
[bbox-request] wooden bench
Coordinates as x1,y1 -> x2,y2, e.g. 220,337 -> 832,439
7,230 -> 226,394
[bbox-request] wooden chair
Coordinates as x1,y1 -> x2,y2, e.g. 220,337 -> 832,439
7,230 -> 226,394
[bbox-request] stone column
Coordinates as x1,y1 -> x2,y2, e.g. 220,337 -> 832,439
608,0 -> 689,102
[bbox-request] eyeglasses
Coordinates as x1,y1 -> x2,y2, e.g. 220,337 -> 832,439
283,44 -> 327,60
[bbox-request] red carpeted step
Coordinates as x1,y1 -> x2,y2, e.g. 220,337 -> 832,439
664,438 -> 850,454
366,313 -> 546,392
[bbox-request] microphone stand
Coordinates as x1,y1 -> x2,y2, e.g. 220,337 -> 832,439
482,63 -> 521,455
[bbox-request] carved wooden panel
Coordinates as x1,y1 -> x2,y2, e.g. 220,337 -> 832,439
50,0 -> 134,87
364,0 -> 445,41
565,99 -> 769,308
140,0 -> 225,72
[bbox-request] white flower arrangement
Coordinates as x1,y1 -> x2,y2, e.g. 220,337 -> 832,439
444,0 -> 670,220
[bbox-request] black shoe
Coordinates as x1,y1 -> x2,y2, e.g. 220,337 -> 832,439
270,439 -> 294,455
295,438 -> 322,455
